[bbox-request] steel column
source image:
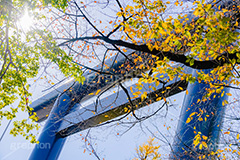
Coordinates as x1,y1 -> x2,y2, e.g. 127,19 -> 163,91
29,93 -> 72,160
170,69 -> 229,159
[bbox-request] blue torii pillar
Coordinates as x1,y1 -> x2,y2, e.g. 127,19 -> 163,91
170,69 -> 229,159
29,93 -> 70,160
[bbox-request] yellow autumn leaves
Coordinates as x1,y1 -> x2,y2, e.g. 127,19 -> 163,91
186,108 -> 209,124
133,137 -> 161,160
193,132 -> 208,150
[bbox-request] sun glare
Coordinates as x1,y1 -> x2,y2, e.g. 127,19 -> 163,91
18,10 -> 33,31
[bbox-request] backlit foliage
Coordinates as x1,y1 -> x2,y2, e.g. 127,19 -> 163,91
0,0 -> 83,143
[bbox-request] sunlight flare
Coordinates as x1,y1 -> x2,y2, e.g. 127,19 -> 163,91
18,9 -> 33,31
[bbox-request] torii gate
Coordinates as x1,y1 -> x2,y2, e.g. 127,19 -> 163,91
28,1 -> 233,159
28,54 -> 228,159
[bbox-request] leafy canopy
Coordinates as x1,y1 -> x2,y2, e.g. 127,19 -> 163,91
120,0 -> 239,91
0,0 -> 83,143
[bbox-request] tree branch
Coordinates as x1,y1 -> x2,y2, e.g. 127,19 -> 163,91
58,35 -> 240,69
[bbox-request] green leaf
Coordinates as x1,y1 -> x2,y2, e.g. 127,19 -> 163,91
190,59 -> 194,66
